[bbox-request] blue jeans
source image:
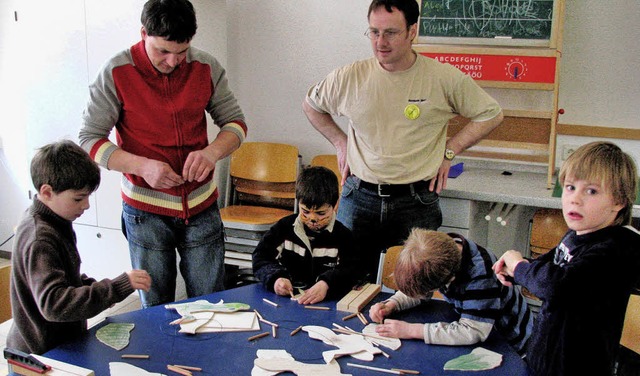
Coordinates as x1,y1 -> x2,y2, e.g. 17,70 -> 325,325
337,176 -> 442,282
121,202 -> 225,308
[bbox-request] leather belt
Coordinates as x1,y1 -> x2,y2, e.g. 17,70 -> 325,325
357,179 -> 431,197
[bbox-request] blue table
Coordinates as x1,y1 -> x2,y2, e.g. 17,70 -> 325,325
44,284 -> 529,375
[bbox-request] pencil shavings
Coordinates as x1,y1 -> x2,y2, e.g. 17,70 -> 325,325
443,347 -> 503,371
96,323 -> 135,351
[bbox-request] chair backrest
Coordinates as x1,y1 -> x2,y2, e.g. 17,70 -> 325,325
379,245 -> 403,292
230,142 -> 299,183
311,154 -> 342,198
311,155 -> 340,181
226,142 -> 299,210
0,264 -> 11,322
620,293 -> 640,356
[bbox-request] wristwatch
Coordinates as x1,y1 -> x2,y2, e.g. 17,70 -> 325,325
444,148 -> 456,161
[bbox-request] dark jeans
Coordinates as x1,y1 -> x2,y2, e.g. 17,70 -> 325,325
337,176 -> 442,282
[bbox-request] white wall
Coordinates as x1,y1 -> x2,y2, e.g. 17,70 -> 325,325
225,0 -> 640,166
0,0 -> 227,252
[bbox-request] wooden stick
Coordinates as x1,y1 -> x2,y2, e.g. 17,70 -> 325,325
342,312 -> 359,321
357,312 -> 368,325
304,305 -> 330,310
332,322 -> 347,331
253,309 -> 264,321
332,328 -> 388,341
290,326 -> 302,336
173,365 -> 203,372
346,363 -> 402,374
272,325 -> 277,338
262,298 -> 279,307
259,318 -> 279,327
248,331 -> 270,341
289,290 -> 295,299
121,354 -> 150,359
391,368 -> 420,375
167,364 -> 193,376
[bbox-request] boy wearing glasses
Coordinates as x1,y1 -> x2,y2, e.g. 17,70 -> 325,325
369,229 -> 532,353
303,0 -> 503,283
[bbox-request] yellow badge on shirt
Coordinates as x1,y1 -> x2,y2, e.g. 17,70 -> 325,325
404,104 -> 420,120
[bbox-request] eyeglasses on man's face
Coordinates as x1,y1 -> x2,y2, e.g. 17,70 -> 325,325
364,28 -> 407,41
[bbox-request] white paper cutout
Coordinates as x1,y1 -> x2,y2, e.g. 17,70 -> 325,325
109,362 -> 165,376
302,325 -> 381,363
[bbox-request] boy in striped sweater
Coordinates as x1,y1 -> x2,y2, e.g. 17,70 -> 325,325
370,229 -> 532,353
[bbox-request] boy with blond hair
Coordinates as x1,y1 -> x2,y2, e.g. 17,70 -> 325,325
494,141 -> 640,375
370,228 -> 532,353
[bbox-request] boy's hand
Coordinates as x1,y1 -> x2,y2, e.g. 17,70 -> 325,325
297,281 -> 329,305
493,250 -> 527,286
375,319 -> 423,340
274,277 -> 293,297
127,270 -> 151,292
369,300 -> 397,323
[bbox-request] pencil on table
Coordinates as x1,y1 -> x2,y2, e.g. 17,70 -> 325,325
121,354 -> 149,359
342,312 -> 359,321
290,326 -> 302,336
167,364 -> 192,376
304,305 -> 330,311
259,318 -> 279,327
173,365 -> 203,372
248,332 -> 270,341
346,363 -> 402,374
262,298 -> 279,307
391,368 -> 420,375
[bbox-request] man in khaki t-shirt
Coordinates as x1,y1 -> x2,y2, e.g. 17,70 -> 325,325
303,0 -> 503,280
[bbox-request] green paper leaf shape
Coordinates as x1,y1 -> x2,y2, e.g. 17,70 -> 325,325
96,323 -> 135,351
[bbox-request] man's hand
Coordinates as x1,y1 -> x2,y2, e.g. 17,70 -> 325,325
140,159 -> 184,189
297,281 -> 329,305
183,149 -> 216,182
429,159 -> 452,194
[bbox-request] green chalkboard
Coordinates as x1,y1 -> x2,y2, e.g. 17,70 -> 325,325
419,0 -> 557,45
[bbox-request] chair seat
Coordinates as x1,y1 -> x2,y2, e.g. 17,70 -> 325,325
220,205 -> 293,227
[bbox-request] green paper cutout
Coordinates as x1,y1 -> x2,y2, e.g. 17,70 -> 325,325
166,300 -> 250,316
443,347 -> 502,371
96,323 -> 135,351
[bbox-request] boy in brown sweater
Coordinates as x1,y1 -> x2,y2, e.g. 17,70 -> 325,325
7,140 -> 151,354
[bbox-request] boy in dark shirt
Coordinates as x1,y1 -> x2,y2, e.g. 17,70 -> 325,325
252,166 -> 359,304
494,141 -> 640,375
7,140 -> 151,354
